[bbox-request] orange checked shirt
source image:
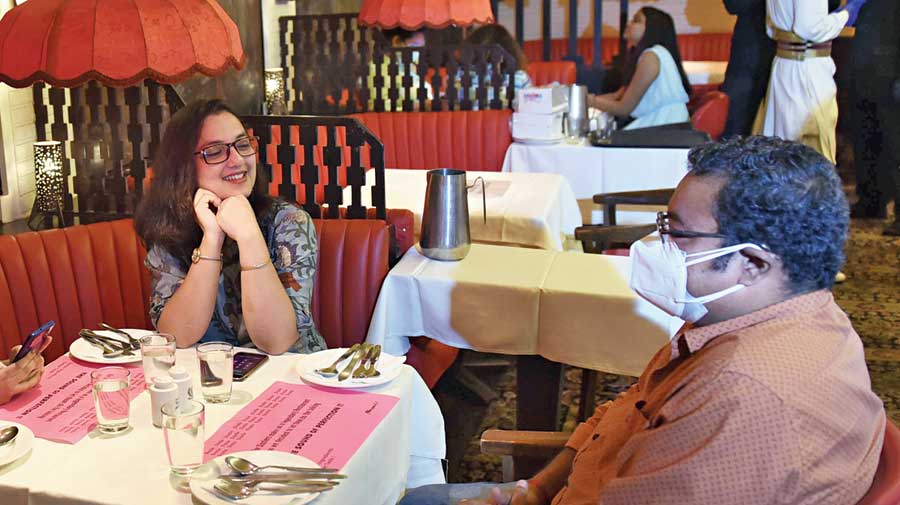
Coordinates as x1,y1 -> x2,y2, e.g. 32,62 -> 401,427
554,290 -> 885,505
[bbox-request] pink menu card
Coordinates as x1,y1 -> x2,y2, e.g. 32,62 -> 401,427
0,356 -> 146,444
204,381 -> 399,469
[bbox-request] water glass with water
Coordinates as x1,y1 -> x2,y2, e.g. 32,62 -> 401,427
91,367 -> 131,434
140,333 -> 176,383
161,399 -> 205,475
196,342 -> 234,403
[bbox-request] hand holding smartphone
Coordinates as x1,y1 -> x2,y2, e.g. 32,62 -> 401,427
12,320 -> 55,363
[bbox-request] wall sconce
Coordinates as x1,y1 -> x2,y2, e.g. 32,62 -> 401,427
264,67 -> 287,115
28,140 -> 66,230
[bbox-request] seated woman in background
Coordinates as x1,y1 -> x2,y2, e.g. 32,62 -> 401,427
589,7 -> 691,130
463,24 -> 532,97
134,99 -> 326,355
367,28 -> 431,111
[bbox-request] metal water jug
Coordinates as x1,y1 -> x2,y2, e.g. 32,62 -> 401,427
419,169 -> 486,261
565,84 -> 589,138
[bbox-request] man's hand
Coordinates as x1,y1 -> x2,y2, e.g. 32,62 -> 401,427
0,344 -> 47,405
459,481 -> 545,505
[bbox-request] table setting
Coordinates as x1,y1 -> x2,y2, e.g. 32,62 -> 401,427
0,329 -> 446,505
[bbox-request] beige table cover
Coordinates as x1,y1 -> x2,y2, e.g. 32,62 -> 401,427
366,244 -> 681,376
342,169 -> 583,250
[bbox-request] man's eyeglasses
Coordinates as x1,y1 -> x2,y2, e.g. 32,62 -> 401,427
194,136 -> 259,165
656,211 -> 727,244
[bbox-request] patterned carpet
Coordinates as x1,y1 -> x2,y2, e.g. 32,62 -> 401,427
439,217 -> 900,483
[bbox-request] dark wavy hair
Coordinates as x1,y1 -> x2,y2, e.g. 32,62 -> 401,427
623,7 -> 691,97
686,136 -> 848,293
134,99 -> 272,269
464,24 -> 528,70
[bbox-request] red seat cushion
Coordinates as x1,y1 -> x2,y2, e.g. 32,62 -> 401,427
523,33 -> 732,65
350,110 -> 512,172
691,91 -> 730,141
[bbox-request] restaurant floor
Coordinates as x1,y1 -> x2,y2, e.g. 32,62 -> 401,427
434,217 -> 900,484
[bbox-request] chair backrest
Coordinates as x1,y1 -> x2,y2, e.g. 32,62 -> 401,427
858,419 -> 900,505
691,91 -> 729,141
350,110 -> 513,172
0,217 -> 390,361
526,61 -> 576,86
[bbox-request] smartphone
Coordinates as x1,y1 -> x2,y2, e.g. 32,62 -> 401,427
233,352 -> 269,382
12,320 -> 55,363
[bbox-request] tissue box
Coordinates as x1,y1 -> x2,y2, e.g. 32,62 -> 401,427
516,85 -> 568,114
512,111 -> 564,140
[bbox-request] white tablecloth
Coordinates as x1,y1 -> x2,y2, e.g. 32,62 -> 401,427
501,140 -> 690,225
366,244 -> 682,376
683,61 -> 728,86
344,169 -> 583,251
0,350 -> 445,505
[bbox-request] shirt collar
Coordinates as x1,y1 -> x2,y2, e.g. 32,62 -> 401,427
669,290 -> 834,360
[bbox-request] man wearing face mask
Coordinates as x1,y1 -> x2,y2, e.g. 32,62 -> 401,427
400,136 -> 885,505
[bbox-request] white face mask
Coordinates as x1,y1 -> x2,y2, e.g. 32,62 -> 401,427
629,235 -> 763,324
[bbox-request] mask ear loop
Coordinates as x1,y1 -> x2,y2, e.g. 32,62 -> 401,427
684,243 -> 763,267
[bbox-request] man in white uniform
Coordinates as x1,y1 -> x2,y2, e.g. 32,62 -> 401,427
758,0 -> 865,163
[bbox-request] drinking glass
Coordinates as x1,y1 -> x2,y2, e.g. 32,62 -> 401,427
196,342 -> 234,403
161,399 -> 205,475
140,333 -> 176,383
91,367 -> 131,434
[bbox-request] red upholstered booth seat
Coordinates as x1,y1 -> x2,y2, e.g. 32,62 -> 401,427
522,33 -> 732,66
0,218 -> 456,388
526,61 -> 577,86
690,90 -> 730,141
349,110 -> 513,172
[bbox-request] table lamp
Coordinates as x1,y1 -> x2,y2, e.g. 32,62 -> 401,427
264,67 -> 287,115
28,140 -> 66,230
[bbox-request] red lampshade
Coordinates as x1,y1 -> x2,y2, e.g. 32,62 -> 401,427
0,0 -> 245,88
358,0 -> 494,30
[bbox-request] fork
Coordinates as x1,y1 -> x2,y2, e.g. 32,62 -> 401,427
99,323 -> 141,350
337,345 -> 367,382
80,329 -> 135,356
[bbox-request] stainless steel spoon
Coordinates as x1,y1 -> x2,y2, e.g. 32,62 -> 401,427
224,455 -> 344,478
0,426 -> 18,446
315,343 -> 360,378
213,479 -> 335,500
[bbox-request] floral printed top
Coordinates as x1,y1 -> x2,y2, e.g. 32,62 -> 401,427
144,200 -> 327,354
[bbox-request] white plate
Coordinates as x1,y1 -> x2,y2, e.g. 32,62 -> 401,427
0,422 -> 35,467
68,329 -> 155,365
191,450 -> 322,505
513,136 -> 564,145
295,347 -> 405,389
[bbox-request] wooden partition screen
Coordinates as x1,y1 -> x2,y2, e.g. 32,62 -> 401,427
279,13 -> 517,114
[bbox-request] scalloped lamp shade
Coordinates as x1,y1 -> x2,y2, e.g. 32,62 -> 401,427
0,0 -> 245,88
358,0 -> 494,30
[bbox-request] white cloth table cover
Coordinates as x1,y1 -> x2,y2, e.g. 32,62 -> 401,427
366,244 -> 681,376
501,140 -> 690,225
343,169 -> 583,251
683,61 -> 729,86
0,350 -> 445,505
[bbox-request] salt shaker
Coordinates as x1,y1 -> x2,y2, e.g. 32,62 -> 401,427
149,376 -> 178,428
168,366 -> 192,404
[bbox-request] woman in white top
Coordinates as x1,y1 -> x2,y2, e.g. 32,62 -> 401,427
588,7 -> 691,130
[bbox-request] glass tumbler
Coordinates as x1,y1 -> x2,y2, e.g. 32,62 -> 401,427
161,399 -> 205,475
140,333 -> 176,383
196,342 -> 234,403
91,367 -> 131,434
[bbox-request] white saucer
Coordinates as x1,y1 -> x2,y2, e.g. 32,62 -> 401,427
191,450 -> 322,505
295,347 -> 405,389
513,136 -> 564,145
0,422 -> 35,467
68,329 -> 154,365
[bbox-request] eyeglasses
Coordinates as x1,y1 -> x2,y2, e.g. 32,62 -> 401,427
194,136 -> 259,165
656,211 -> 727,244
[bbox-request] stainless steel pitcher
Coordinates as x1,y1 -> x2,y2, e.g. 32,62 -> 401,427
419,169 -> 486,261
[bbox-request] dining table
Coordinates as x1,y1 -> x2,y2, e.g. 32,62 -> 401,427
342,168 -> 583,251
0,348 -> 446,505
683,61 -> 728,86
501,140 -> 690,225
365,243 -> 682,431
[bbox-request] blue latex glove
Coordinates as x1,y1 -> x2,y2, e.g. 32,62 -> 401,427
837,0 -> 868,27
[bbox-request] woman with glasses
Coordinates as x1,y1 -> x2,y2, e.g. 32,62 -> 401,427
134,99 -> 326,355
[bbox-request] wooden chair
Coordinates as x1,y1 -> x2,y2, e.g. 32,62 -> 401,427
482,418 -> 900,501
